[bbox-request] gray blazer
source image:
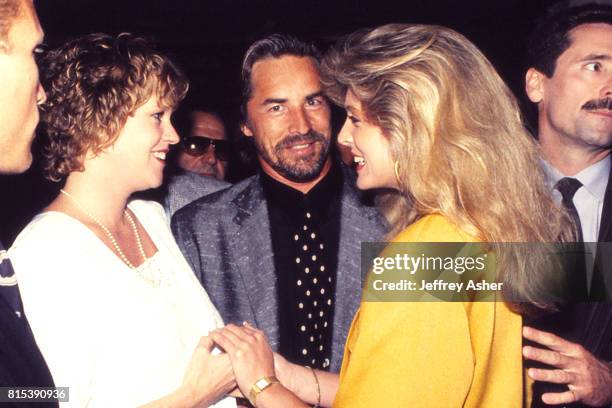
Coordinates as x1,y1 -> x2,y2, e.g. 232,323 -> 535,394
171,169 -> 387,372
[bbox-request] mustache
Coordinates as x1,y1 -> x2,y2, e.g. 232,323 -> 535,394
582,97 -> 612,111
275,131 -> 327,150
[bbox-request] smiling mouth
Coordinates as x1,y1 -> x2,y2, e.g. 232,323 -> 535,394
284,141 -> 319,153
587,109 -> 612,118
153,151 -> 167,161
354,155 -> 365,169
291,143 -> 312,149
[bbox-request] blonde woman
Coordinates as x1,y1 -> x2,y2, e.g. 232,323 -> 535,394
208,24 -> 572,408
9,34 -> 236,407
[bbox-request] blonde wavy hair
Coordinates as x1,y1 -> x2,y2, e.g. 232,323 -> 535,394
321,24 -> 574,313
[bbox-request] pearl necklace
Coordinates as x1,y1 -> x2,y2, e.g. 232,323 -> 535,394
59,189 -> 147,269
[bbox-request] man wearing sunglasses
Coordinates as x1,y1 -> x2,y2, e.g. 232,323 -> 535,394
176,110 -> 230,181
172,34 -> 387,374
166,109 -> 231,216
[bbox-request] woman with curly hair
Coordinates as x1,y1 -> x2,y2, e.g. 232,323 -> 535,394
9,33 -> 237,407
207,24 -> 573,407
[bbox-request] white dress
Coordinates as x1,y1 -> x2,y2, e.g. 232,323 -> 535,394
10,200 -> 236,408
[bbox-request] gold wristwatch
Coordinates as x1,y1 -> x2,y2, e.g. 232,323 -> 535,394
248,375 -> 279,407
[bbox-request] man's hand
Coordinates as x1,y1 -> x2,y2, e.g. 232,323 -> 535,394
523,326 -> 612,406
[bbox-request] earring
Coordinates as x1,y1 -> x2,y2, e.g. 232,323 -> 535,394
394,160 -> 402,185
36,84 -> 47,107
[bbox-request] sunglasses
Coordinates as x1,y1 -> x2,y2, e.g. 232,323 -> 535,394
180,136 -> 231,161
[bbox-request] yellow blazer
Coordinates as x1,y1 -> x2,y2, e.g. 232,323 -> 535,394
333,214 -> 523,407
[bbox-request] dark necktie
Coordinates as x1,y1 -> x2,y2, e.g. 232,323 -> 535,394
555,177 -> 588,299
555,177 -> 583,242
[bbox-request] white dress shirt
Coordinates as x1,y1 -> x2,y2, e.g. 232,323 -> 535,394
542,155 -> 610,287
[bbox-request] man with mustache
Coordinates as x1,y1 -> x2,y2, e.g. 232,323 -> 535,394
523,4 -> 612,407
172,34 -> 386,376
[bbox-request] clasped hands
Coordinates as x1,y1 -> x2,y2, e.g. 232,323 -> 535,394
209,322 -> 277,401
181,322 -> 281,406
182,323 -> 312,408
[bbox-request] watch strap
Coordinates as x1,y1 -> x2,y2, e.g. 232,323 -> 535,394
248,375 -> 279,407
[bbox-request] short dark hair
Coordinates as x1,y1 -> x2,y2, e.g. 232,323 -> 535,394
526,4 -> 612,77
240,34 -> 321,121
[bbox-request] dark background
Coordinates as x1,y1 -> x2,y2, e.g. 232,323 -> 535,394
0,0 -> 567,243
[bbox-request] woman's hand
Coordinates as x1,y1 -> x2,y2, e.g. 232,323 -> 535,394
273,352 -> 299,392
180,335 -> 236,406
210,323 -> 275,395
141,336 -> 236,408
275,353 -> 339,407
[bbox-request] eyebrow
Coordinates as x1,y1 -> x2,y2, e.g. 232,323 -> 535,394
262,97 -> 287,105
578,53 -> 612,62
261,91 -> 325,106
305,91 -> 325,100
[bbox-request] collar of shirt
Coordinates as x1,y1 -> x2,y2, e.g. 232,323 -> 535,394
0,241 -> 16,281
541,155 -> 610,202
260,159 -> 344,222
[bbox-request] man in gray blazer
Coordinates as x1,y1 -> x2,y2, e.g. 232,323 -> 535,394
172,34 -> 386,373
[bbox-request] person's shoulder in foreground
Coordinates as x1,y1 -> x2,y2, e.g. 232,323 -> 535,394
392,213 -> 479,243
173,174 -> 256,221
336,213 -> 522,408
164,171 -> 231,217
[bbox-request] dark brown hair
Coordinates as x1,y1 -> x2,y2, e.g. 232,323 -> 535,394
526,4 -> 612,77
240,34 -> 320,122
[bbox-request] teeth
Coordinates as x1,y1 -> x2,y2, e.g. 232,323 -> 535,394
354,156 -> 365,165
153,152 -> 166,160
292,143 -> 310,149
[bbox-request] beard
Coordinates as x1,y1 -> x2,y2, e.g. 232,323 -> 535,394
255,130 -> 331,182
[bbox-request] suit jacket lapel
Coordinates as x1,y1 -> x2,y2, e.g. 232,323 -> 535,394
591,165 -> 612,300
227,174 -> 280,347
583,163 -> 612,359
597,164 -> 612,242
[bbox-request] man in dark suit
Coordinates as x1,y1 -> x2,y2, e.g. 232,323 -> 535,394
172,34 -> 386,373
523,4 -> 612,407
0,0 -> 58,405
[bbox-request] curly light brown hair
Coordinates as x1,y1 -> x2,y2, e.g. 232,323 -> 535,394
41,32 -> 189,181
